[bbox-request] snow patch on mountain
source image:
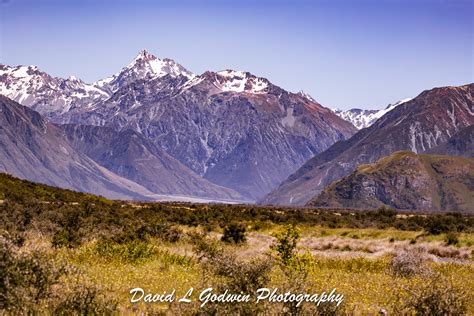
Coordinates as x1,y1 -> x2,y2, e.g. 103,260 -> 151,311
297,90 -> 317,103
215,70 -> 269,93
0,64 -> 109,114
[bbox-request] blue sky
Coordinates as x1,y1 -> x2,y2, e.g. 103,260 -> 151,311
0,0 -> 472,110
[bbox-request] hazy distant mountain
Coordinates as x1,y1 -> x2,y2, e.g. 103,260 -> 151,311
261,84 -> 474,206
310,151 -> 474,213
0,50 -> 357,200
331,99 -> 412,129
0,95 -> 157,200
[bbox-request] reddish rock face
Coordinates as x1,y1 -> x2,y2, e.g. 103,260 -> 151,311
261,84 -> 474,206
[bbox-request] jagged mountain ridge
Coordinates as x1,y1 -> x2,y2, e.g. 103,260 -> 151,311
261,84 -> 474,206
0,64 -> 109,121
0,50 -> 357,199
310,151 -> 474,213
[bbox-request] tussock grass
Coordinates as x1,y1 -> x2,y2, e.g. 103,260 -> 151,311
1,174 -> 473,314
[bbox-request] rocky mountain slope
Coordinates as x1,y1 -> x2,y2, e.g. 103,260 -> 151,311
310,151 -> 474,213
424,125 -> 473,158
0,95 -> 158,200
81,69 -> 356,198
1,50 -> 357,199
331,99 -> 412,129
59,124 -> 243,201
261,84 -> 474,206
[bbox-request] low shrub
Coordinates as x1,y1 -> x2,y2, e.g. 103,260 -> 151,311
394,274 -> 467,315
191,233 -> 273,315
147,223 -> 183,243
53,282 -> 117,315
1,234 -> 66,310
0,233 -> 116,313
94,239 -> 157,263
388,249 -> 428,277
427,247 -> 461,259
51,228 -> 81,248
221,223 -> 246,244
445,232 -> 459,246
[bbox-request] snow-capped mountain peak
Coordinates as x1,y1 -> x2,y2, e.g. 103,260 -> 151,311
133,49 -> 155,62
94,49 -> 195,93
0,63 -> 110,116
0,64 -> 58,105
332,98 -> 413,129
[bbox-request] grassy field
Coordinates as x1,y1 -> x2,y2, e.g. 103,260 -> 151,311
1,174 -> 473,314
5,221 -> 474,314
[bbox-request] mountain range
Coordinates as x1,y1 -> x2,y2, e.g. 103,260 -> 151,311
1,50 -> 472,210
0,50 -> 356,201
261,84 -> 474,206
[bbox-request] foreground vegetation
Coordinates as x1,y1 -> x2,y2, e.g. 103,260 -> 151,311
1,173 -> 473,314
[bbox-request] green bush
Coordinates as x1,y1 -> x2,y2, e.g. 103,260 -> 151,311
52,228 -> 81,248
0,233 -> 116,313
445,232 -> 459,246
221,223 -> 246,244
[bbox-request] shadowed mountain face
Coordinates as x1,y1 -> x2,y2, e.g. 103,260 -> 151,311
0,96 -> 159,200
0,50 -> 356,200
261,84 -> 474,206
310,151 -> 474,213
59,124 -> 244,201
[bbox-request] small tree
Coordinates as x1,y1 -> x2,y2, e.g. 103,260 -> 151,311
271,225 -> 300,266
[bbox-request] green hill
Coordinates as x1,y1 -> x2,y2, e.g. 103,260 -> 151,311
0,173 -> 111,204
309,151 -> 474,213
